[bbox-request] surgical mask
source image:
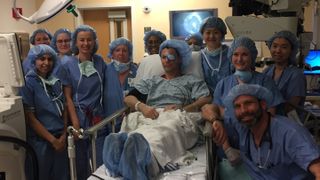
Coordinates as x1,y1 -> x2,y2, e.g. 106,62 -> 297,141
78,61 -> 97,77
38,75 -> 64,116
112,59 -> 131,73
205,47 -> 221,57
39,75 -> 59,86
189,44 -> 201,51
234,70 -> 252,83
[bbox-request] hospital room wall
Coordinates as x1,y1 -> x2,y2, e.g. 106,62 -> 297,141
0,0 -> 37,34
0,0 -> 315,62
35,0 -> 232,62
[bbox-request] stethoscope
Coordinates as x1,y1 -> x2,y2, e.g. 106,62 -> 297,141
246,114 -> 273,169
201,47 -> 223,76
76,56 -> 103,114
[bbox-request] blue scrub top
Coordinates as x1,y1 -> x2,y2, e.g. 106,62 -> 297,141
201,45 -> 233,94
235,115 -> 320,179
103,62 -> 137,131
57,54 -> 106,128
213,72 -> 284,149
21,70 -> 65,137
263,65 -> 306,109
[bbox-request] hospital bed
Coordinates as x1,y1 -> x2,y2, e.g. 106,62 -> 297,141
67,106 -> 217,180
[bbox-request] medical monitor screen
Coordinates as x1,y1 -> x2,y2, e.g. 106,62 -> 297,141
169,9 -> 217,40
304,50 -> 320,75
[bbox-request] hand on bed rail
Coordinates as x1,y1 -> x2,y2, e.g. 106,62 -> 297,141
67,126 -> 84,140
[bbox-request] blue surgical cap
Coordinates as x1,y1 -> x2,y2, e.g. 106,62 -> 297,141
185,33 -> 203,46
143,30 -> 167,47
107,37 -> 133,60
228,36 -> 258,69
267,30 -> 299,65
27,44 -> 58,72
200,16 -> 227,39
50,28 -> 72,53
223,84 -> 272,110
30,29 -> 52,45
71,25 -> 98,55
159,39 -> 192,72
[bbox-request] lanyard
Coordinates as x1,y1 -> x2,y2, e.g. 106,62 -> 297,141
201,47 -> 223,73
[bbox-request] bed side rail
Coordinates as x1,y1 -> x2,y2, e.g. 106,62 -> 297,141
85,106 -> 130,171
203,121 -> 218,180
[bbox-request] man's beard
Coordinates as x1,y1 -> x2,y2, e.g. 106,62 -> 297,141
237,105 -> 263,128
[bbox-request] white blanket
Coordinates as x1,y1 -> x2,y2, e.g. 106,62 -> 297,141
120,109 -> 201,168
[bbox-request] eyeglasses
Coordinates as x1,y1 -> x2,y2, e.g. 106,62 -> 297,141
57,39 -> 71,44
161,54 -> 176,61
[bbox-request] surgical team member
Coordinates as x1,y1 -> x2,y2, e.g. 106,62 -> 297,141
23,28 -> 53,75
104,38 -> 136,131
134,30 -> 167,82
263,30 -> 306,120
199,16 -> 233,94
50,28 -> 72,57
56,25 -> 106,180
185,33 -> 203,51
213,84 -> 320,179
202,37 -> 283,178
20,45 -> 68,180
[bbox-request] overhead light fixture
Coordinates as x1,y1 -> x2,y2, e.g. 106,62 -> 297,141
13,0 -> 74,24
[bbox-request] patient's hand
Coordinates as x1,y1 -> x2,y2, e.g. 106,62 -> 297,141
164,104 -> 181,111
139,104 -> 159,119
201,104 -> 220,122
212,121 -> 227,146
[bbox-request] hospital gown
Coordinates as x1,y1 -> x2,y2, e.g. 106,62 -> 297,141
263,65 -> 306,117
121,74 -> 210,169
201,45 -> 233,94
20,70 -> 68,180
57,54 -> 107,180
235,115 -> 320,179
134,74 -> 210,108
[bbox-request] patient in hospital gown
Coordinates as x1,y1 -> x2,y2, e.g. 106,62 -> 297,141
103,39 -> 211,180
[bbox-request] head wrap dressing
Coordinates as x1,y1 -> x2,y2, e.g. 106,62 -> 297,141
159,39 -> 192,72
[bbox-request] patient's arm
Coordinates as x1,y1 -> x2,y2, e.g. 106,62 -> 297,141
124,95 -> 159,119
183,95 -> 212,112
201,103 -> 224,122
201,104 -> 231,150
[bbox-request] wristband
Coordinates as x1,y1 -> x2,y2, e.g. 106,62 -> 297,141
135,101 -> 142,111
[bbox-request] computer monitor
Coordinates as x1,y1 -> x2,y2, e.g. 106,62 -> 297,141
0,33 -> 25,97
169,9 -> 217,40
304,50 -> 320,75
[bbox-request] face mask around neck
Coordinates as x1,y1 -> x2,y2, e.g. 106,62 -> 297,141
234,70 -> 253,83
112,59 -> 131,73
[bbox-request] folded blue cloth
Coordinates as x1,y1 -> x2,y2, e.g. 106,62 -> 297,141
119,133 -> 152,180
102,132 -> 128,177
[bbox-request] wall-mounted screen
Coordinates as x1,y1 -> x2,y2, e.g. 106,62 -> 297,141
169,9 -> 217,40
304,50 -> 320,75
